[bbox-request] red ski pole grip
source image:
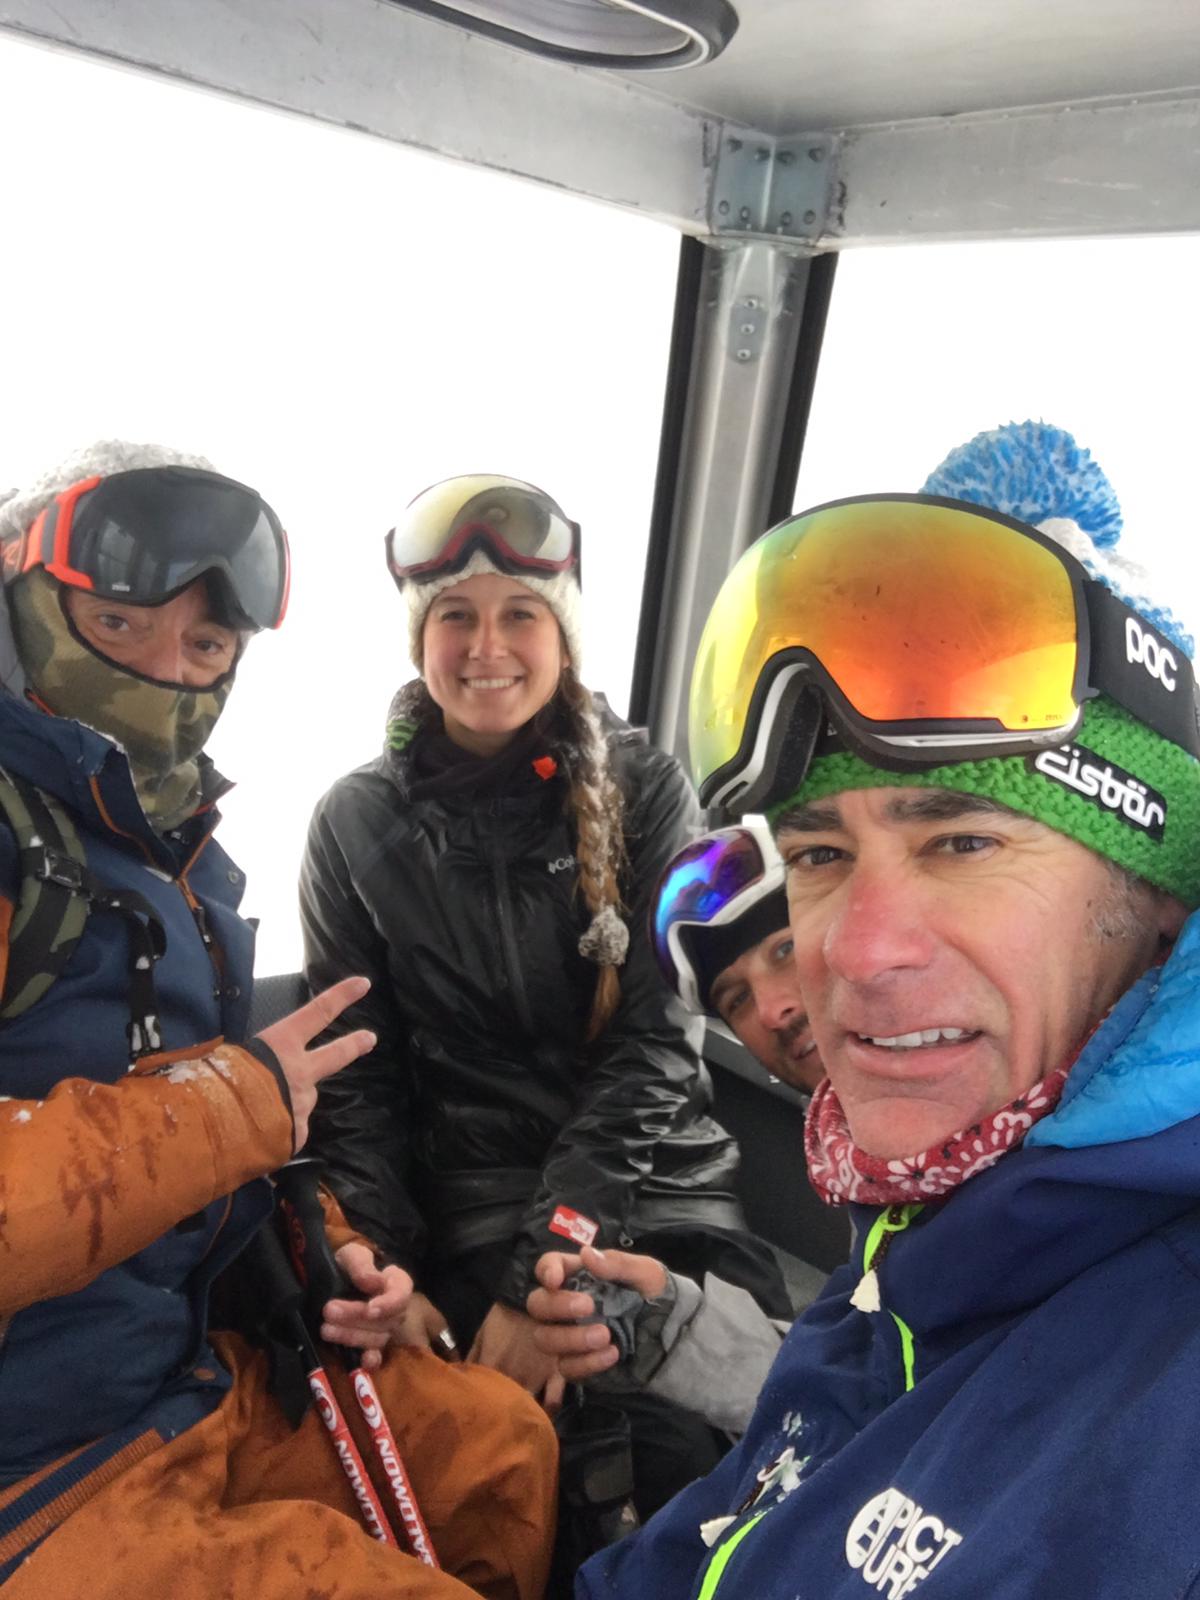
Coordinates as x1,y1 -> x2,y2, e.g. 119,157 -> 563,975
306,1365 -> 398,1548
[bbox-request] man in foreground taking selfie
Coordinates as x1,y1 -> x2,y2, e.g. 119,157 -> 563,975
578,419 -> 1200,1599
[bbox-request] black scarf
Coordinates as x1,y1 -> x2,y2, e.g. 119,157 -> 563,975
386,683 -> 567,804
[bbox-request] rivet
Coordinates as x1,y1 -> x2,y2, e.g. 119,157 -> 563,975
735,349 -> 752,362
808,146 -> 825,161
780,211 -> 793,226
717,200 -> 730,214
777,150 -> 795,166
739,206 -> 751,222
803,210 -> 817,225
727,136 -> 742,152
755,146 -> 770,162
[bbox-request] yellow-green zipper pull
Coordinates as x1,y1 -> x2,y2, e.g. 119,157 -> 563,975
850,1202 -> 924,1392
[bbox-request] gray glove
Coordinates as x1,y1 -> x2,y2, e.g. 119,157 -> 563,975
564,1267 -> 681,1384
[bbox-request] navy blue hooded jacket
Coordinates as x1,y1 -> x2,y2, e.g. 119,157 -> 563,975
580,913 -> 1200,1600
0,680 -> 293,1521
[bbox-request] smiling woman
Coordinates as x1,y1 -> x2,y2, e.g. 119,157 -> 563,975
299,471 -> 791,1535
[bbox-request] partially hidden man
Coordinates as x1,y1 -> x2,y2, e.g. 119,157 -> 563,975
530,823 -> 826,1436
0,442 -> 554,1600
579,420 -> 1200,1600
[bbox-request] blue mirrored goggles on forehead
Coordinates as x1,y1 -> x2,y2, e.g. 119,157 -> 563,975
651,827 -> 784,1011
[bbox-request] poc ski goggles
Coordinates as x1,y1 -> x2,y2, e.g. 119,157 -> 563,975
651,825 -> 786,1013
690,494 -> 1200,815
385,474 -> 580,589
4,467 -> 290,630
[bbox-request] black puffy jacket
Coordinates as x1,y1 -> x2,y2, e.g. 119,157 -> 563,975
300,701 -> 746,1309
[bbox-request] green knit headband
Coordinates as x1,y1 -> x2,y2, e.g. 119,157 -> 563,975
767,696 -> 1200,909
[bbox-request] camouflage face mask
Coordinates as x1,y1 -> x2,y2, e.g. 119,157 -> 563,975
10,570 -> 233,832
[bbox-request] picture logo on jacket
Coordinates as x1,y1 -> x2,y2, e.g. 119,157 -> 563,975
547,854 -> 576,875
845,1487 -> 963,1597
1028,743 -> 1167,840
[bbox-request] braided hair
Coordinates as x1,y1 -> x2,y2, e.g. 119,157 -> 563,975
556,667 -> 629,1039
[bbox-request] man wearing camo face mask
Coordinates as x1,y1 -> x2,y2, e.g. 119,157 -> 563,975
0,444 -> 270,830
10,564 -> 237,828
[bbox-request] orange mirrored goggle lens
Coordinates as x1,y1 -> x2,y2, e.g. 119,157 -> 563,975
689,496 -> 1082,792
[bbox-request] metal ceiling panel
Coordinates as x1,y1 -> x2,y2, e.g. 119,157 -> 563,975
4,0 -> 1200,246
0,0 -> 713,231
614,0 -> 1200,135
834,91 -> 1200,245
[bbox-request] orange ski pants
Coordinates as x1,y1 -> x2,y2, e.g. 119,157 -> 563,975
1,1334 -> 557,1600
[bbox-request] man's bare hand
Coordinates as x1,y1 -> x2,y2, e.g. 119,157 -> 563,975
379,1289 -> 461,1359
468,1302 -> 565,1413
257,976 -> 375,1151
528,1244 -> 668,1381
403,1291 -> 460,1356
320,1242 -> 416,1372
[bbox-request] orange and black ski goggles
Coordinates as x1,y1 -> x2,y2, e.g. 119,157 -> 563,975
3,466 -> 290,631
385,475 -> 579,589
690,494 -> 1200,815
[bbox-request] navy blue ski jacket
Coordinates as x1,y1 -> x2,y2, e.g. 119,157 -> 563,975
0,682 -> 293,1517
580,912 -> 1200,1600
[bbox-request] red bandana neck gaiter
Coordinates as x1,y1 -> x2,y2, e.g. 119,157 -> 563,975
804,1064 -> 1073,1207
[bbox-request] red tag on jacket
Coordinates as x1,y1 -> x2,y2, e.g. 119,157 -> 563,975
549,1206 -> 599,1247
532,755 -> 558,781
